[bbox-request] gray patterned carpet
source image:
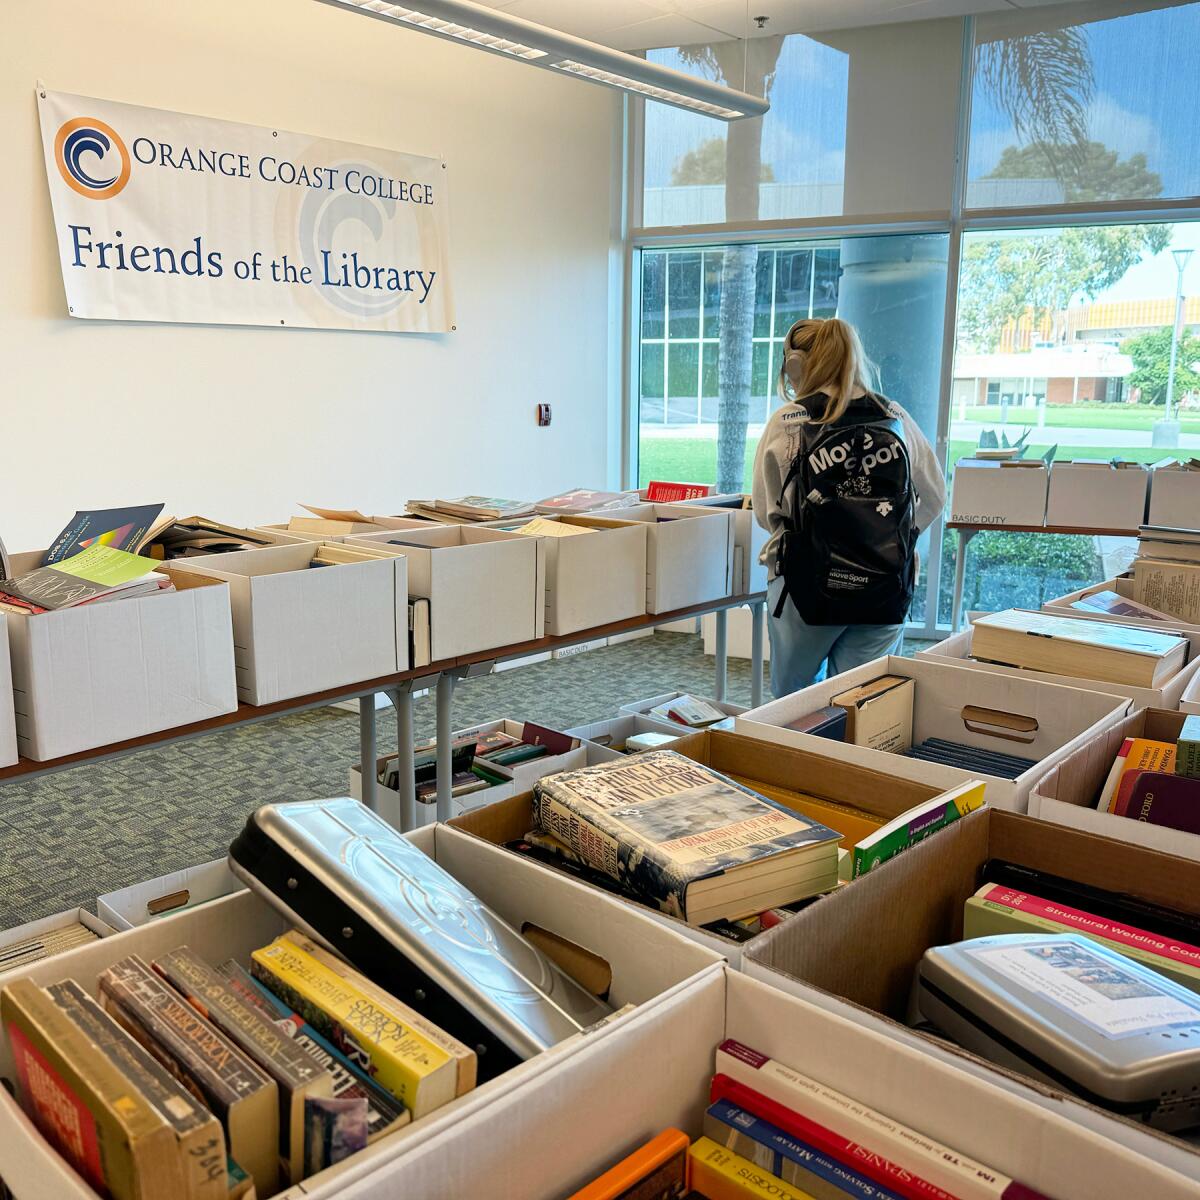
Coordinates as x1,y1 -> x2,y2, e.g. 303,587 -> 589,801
0,630 -> 928,931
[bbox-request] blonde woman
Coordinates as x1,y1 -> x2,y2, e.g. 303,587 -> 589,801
751,317 -> 945,696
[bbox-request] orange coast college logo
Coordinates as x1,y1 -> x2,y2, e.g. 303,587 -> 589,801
54,117 -> 130,199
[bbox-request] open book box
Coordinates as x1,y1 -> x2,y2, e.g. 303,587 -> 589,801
348,526 -> 545,660
734,655 -> 1132,811
665,494 -> 767,595
0,823 -> 721,1200
742,808 -> 1200,1191
0,614 -> 14,767
917,613 -> 1200,710
1043,574 -> 1200,632
564,712 -> 699,750
3,551 -> 237,761
96,858 -> 244,931
1045,460 -> 1149,529
1148,460 -> 1200,528
348,718 -> 621,825
949,458 -> 1049,527
169,541 -> 408,705
595,503 -> 736,614
480,514 -> 649,636
1029,707 -> 1200,860
256,515 -> 431,543
618,691 -> 747,733
325,966 -> 1200,1200
449,729 -> 982,968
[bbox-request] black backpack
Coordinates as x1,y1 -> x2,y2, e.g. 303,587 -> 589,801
773,395 -> 917,626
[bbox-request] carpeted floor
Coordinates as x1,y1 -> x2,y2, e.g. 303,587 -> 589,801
0,630 -> 930,931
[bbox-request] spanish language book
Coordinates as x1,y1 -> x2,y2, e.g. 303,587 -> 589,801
532,751 -> 841,925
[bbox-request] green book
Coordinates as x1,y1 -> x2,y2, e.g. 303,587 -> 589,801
851,780 -> 985,878
1178,715 -> 1200,780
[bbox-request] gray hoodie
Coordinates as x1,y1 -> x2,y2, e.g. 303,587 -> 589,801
751,397 -> 946,576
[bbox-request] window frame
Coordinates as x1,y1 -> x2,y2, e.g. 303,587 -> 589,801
618,12 -> 1200,640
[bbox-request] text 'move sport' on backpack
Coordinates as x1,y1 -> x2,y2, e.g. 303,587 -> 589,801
773,393 -> 917,626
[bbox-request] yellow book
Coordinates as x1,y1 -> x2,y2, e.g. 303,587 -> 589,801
687,1138 -> 815,1200
250,937 -> 457,1118
280,930 -> 477,1096
513,517 -> 595,538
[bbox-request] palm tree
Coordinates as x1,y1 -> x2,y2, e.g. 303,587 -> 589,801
678,36 -> 784,494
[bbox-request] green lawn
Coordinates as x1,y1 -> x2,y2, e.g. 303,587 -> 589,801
959,404 -> 1200,433
638,435 -> 1173,493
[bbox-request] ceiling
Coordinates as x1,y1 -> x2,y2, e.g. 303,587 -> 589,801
485,0 -> 1085,49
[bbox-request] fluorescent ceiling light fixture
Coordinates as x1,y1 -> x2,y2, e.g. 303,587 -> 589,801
318,0 -> 770,121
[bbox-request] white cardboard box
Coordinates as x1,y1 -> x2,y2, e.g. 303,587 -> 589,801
609,503 -> 735,614
4,554 -> 238,761
948,458 -> 1048,527
618,690 -> 747,733
917,622 -> 1200,711
701,605 -> 770,661
95,859 -> 244,931
1028,708 -> 1200,859
0,908 -> 113,959
349,719 -> 621,826
1045,461 -> 1149,530
170,542 -> 407,705
734,656 -> 1131,811
0,614 -> 16,767
256,517 -> 430,543
318,968 -> 1200,1200
672,495 -> 768,595
1182,668 -> 1200,715
563,712 -> 690,747
0,823 -> 722,1200
349,526 -> 545,661
1148,463 -> 1200,528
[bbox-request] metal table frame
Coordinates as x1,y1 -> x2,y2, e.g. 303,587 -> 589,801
0,592 -> 768,834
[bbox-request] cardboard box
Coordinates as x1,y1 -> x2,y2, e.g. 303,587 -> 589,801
949,458 -> 1049,527
349,719 -> 621,826
1045,460 -> 1149,530
317,967 -> 1200,1200
735,656 -> 1131,811
608,503 -> 735,614
1148,462 -> 1200,528
1183,669 -> 1200,716
169,541 -> 407,705
96,859 -> 243,931
0,824 -> 722,1200
701,605 -> 770,661
670,495 -> 767,594
256,516 -> 430,543
1029,707 -> 1200,859
564,712 -> 695,749
742,809 -> 1200,1186
450,729 -> 973,967
917,622 -> 1200,710
4,553 -> 238,761
618,690 -> 747,733
0,614 -> 16,767
0,908 -> 113,960
349,526 -> 545,660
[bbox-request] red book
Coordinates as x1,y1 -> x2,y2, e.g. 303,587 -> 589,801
644,480 -> 715,502
1113,769 -> 1200,831
710,1074 -> 955,1200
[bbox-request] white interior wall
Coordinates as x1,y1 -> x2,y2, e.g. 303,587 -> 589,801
0,0 -> 622,551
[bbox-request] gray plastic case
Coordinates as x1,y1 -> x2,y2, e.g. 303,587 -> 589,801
918,933 -> 1200,1130
228,797 -> 613,1081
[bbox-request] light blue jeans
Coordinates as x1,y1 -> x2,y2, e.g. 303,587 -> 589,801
766,576 -> 905,697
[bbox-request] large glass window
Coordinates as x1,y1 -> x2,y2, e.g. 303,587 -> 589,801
942,218 -> 1200,620
968,3 -> 1200,209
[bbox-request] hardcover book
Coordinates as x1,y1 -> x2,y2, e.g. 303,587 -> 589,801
97,955 -> 280,1197
47,979 -> 227,1200
971,608 -> 1188,688
1112,769 -> 1200,831
644,480 -> 714,502
1097,737 -> 1176,811
532,751 -> 841,924
152,945 -> 335,1185
1178,714 -> 1200,780
783,706 -> 847,740
1,977 -> 182,1200
250,934 -> 459,1118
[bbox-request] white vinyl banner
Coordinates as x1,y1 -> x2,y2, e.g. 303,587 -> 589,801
36,86 -> 454,333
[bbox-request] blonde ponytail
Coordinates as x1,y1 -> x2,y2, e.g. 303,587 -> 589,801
776,317 -> 878,424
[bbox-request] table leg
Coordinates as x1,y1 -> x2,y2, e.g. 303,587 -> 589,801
749,601 -> 765,708
950,529 -> 976,631
435,672 -> 455,823
714,609 -> 728,702
358,694 -> 377,813
392,686 -> 416,833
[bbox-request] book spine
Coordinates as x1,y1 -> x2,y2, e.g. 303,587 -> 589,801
250,939 -> 451,1114
717,1041 -> 1039,1200
1178,735 -> 1200,780
688,1138 -> 809,1200
976,885 -> 1200,971
852,800 -> 962,879
1127,779 -> 1200,834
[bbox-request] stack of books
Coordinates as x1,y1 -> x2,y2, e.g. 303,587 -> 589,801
568,1040 -> 1045,1199
0,928 -> 477,1197
0,544 -> 174,615
405,496 -> 535,523
1090,716 -> 1200,832
901,738 -> 1036,780
1131,525 -> 1200,625
535,487 -> 639,514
